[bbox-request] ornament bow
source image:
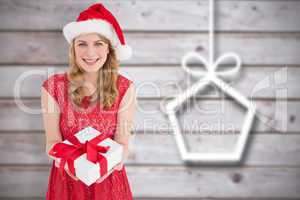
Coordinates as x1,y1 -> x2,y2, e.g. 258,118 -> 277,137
181,51 -> 241,83
49,133 -> 110,179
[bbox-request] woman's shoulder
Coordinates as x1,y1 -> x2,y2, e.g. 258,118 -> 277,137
42,72 -> 67,85
116,73 -> 134,103
41,72 -> 68,100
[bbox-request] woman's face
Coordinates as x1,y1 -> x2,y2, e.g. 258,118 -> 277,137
74,33 -> 109,73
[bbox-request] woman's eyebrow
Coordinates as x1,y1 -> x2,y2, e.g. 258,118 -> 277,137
75,40 -> 104,43
75,40 -> 87,43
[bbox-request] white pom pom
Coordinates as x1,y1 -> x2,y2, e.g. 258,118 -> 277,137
115,45 -> 132,61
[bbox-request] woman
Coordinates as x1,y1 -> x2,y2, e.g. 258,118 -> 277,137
41,3 -> 136,199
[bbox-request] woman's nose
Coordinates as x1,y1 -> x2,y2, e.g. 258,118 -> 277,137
86,45 -> 97,57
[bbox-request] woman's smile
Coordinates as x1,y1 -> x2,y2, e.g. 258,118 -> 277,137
83,58 -> 100,66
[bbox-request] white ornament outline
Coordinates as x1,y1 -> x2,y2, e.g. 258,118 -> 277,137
164,0 -> 256,163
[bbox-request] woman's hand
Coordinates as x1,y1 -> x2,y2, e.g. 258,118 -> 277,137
49,155 -> 78,181
48,154 -> 61,168
95,168 -> 113,184
95,162 -> 124,184
65,168 -> 79,181
114,162 -> 124,171
54,158 -> 60,168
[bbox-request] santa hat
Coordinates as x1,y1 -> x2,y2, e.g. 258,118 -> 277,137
63,3 -> 132,61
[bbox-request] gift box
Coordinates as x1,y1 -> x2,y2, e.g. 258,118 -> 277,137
49,126 -> 123,186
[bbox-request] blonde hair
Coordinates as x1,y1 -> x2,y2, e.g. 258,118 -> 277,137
67,33 -> 120,110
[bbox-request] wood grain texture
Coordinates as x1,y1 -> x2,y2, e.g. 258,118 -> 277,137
1,0 -> 300,32
0,99 -> 297,132
0,133 -> 299,166
0,0 -> 299,199
0,199 -> 296,200
0,32 -> 299,65
0,66 -> 297,99
0,166 -> 299,198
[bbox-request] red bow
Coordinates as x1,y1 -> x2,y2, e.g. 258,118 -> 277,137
49,133 -> 110,180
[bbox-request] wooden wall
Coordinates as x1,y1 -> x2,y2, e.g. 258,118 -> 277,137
0,0 -> 300,199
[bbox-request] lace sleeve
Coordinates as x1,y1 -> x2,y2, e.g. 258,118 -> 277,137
118,74 -> 133,105
42,74 -> 59,104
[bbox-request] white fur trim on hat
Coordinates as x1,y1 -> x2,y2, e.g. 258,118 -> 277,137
63,19 -> 117,44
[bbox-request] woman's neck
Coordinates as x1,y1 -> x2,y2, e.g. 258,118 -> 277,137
83,72 -> 98,95
84,71 -> 98,83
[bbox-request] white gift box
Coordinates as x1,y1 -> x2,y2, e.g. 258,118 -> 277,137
56,126 -> 123,186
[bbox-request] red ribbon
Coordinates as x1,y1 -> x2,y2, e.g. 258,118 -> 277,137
49,133 -> 110,180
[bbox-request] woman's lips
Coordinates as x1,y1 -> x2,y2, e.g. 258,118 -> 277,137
83,58 -> 99,65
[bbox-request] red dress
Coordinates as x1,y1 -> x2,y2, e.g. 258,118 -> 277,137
42,72 -> 133,200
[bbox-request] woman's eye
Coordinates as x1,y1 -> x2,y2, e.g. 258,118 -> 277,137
78,43 -> 86,46
95,43 -> 104,46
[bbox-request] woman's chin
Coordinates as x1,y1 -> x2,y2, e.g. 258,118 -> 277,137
81,63 -> 103,72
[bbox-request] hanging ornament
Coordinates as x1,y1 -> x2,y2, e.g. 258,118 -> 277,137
164,0 -> 256,163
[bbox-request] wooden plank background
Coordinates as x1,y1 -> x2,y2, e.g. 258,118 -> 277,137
0,0 -> 300,199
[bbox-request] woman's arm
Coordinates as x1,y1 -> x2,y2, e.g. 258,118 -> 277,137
114,83 -> 137,166
96,83 -> 137,184
41,86 -> 78,180
41,87 -> 62,156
